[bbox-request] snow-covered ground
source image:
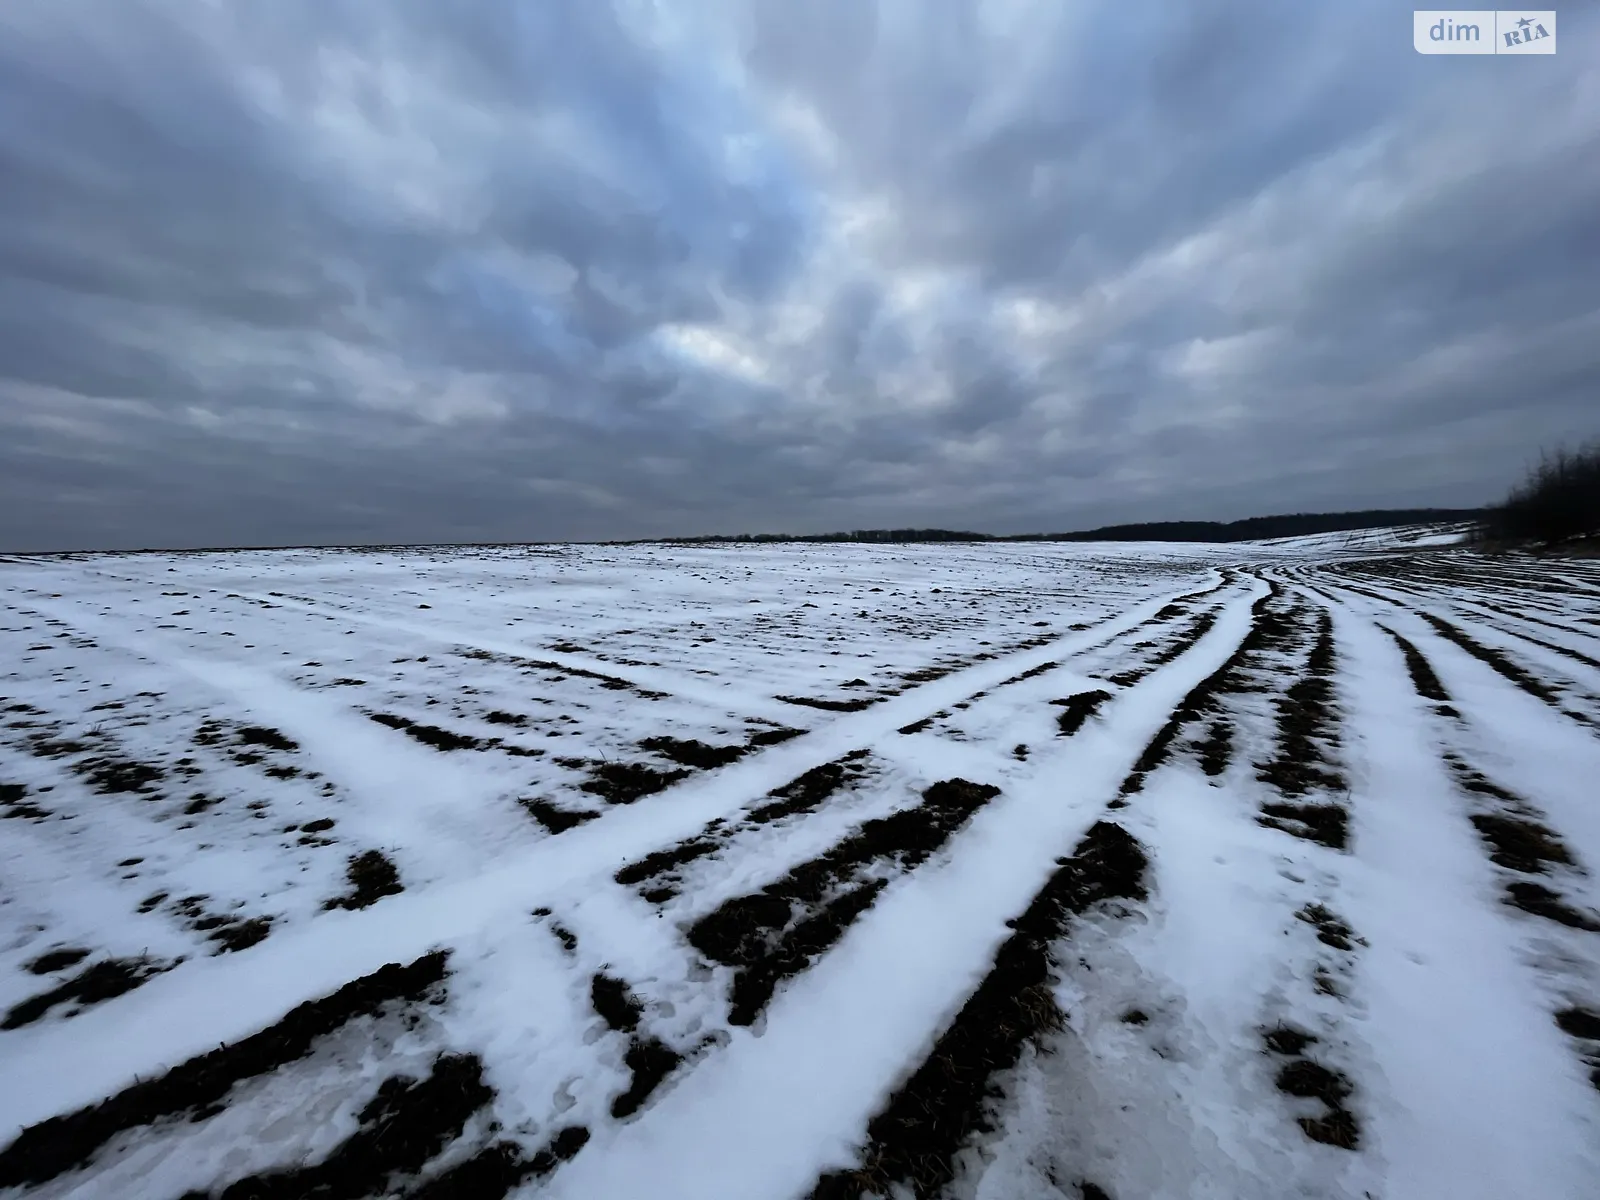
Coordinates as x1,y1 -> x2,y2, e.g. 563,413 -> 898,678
0,536 -> 1597,1200
1254,522 -> 1475,553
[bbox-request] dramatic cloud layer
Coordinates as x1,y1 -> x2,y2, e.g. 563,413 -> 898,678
2,0 -> 1596,549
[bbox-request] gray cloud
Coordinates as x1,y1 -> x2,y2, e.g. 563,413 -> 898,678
1,0 -> 1597,551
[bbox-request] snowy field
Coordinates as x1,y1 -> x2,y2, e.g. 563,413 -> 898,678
1,536 -> 1598,1200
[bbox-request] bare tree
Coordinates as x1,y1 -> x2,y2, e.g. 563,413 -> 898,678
1482,440 -> 1600,546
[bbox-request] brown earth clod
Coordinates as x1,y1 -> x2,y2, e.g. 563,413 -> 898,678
324,850 -> 405,911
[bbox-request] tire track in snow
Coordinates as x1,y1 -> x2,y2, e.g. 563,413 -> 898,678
1326,582 -> 1600,1032
536,581 -> 1270,1200
1110,578 -> 1354,861
1331,599 -> 1600,1199
950,579 -> 1389,1199
1416,612 -> 1600,729
1328,588 -> 1600,902
1093,587 -> 1377,1178
685,777 -> 1003,1029
1335,561 -> 1593,628
1469,601 -> 1600,663
1331,591 -> 1600,880
1422,596 -> 1600,675
1312,573 -> 1600,730
0,952 -> 455,1191
224,585 -> 1170,729
808,819 -> 1152,1200
0,578 -> 1219,1136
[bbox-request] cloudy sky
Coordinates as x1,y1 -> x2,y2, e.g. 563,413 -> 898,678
1,1 -> 1596,550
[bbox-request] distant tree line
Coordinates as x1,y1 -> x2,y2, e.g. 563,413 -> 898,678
1021,508 -> 1485,543
656,508 -> 1486,546
1480,441 -> 1600,546
660,528 -> 990,544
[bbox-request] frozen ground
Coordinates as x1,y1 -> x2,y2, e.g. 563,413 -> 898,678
0,536 -> 1596,1200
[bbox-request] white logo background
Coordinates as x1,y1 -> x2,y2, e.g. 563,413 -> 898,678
1414,10 -> 1557,54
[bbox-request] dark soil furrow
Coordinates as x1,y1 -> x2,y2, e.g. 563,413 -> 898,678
1440,755 -> 1598,928
689,779 -> 1001,1025
1143,609 -> 1222,671
997,660 -> 1061,686
74,755 -> 165,795
24,947 -> 91,975
0,951 -> 450,1187
1259,803 -> 1349,851
746,726 -> 806,749
324,850 -> 404,910
518,798 -> 600,834
588,973 -> 687,1118
1463,605 -> 1600,671
1083,576 -> 1235,668
1194,718 -> 1234,777
715,880 -> 890,1027
1252,608 -> 1350,849
1321,577 -> 1405,609
369,713 -> 483,752
1275,1058 -> 1360,1150
1101,608 -> 1224,688
616,752 -> 873,901
1262,894 -> 1365,1150
1052,689 -> 1114,736
610,1037 -> 685,1119
181,1053 -> 492,1200
591,974 -> 645,1034
1296,902 -> 1364,952
1,788 -> 53,819
776,694 -> 879,712
235,726 -> 299,753
746,751 -> 873,825
807,821 -> 1148,1200
638,736 -> 748,770
614,834 -> 722,894
1380,626 -> 1454,706
1504,883 -> 1600,931
1420,614 -> 1596,727
457,648 -> 645,697
1117,585 -> 1284,798
1255,609 -> 1345,799
577,761 -> 691,805
3,956 -> 172,1031
401,1126 -> 590,1200
1469,812 -> 1574,874
1554,1008 -> 1600,1092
